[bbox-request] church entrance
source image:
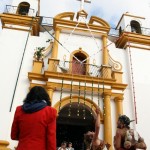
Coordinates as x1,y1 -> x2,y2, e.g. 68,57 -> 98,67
57,103 -> 95,150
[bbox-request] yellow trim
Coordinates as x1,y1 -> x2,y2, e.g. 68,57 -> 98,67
55,12 -> 75,20
116,32 -> 150,48
51,27 -> 60,58
103,93 -> 113,150
114,96 -> 124,122
54,17 -> 110,34
0,13 -> 40,36
0,140 -> 10,150
89,16 -> 110,28
76,10 -> 88,20
124,45 -> 150,50
102,35 -> 108,65
53,95 -> 104,121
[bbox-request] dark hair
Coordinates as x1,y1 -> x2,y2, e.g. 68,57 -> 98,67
23,86 -> 51,106
118,115 -> 131,126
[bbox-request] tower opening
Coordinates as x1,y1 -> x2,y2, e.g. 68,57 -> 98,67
57,103 -> 95,150
130,20 -> 141,34
17,2 -> 30,15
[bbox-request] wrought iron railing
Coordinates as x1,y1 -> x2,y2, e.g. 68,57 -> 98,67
109,28 -> 119,37
125,25 -> 150,36
4,5 -> 35,17
40,16 -> 53,26
51,60 -> 106,77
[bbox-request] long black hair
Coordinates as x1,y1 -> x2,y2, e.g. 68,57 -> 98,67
23,86 -> 51,106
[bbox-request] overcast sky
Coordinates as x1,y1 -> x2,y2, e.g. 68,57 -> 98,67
0,0 -> 150,28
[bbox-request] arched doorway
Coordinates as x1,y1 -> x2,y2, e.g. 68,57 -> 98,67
57,103 -> 95,150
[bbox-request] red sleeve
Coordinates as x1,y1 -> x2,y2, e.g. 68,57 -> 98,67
46,108 -> 57,150
11,106 -> 20,140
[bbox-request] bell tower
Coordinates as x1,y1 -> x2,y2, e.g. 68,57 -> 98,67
0,0 -> 40,35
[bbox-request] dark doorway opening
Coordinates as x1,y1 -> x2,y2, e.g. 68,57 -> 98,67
57,103 -> 95,150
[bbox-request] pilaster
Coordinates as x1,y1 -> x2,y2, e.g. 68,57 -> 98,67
51,27 -> 61,58
47,87 -> 55,104
114,96 -> 124,122
103,93 -> 113,150
32,61 -> 44,73
102,35 -> 108,65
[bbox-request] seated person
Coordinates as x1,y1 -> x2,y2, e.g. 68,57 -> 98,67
84,107 -> 111,150
114,115 -> 147,150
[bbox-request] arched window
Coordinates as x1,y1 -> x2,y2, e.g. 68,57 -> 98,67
72,53 -> 87,75
17,2 -> 30,15
130,20 -> 141,34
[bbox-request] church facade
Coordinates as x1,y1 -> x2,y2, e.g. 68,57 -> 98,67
0,0 -> 150,149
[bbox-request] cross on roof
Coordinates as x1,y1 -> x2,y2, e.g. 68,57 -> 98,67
77,0 -> 91,10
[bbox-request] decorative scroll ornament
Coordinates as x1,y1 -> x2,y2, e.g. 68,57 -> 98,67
33,39 -> 54,61
108,52 -> 122,71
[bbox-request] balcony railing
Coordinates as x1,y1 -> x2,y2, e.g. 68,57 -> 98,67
125,25 -> 150,36
50,60 -> 107,77
109,28 -> 119,37
4,5 -> 35,17
40,16 -> 53,26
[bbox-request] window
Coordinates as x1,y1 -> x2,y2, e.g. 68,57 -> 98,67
17,2 -> 30,15
130,20 -> 141,34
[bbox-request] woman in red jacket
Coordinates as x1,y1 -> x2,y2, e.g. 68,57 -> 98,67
11,86 -> 57,150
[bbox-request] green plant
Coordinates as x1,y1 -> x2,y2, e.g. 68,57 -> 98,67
34,47 -> 45,61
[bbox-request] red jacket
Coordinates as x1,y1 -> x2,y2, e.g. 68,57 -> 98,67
11,106 -> 57,150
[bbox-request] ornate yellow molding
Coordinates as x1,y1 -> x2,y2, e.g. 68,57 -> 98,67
0,14 -> 40,36
53,95 -> 104,122
0,140 -> 11,150
55,12 -> 75,20
89,16 -> 110,28
116,32 -> 150,48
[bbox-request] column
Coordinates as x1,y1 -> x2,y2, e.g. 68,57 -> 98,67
47,88 -> 54,104
101,35 -> 111,78
103,93 -> 113,150
102,35 -> 108,65
51,27 -> 60,58
114,96 -> 123,122
47,27 -> 60,71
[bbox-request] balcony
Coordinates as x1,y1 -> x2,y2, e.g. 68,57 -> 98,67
4,5 -> 35,17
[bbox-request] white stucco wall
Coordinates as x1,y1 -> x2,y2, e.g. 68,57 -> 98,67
0,27 -> 51,149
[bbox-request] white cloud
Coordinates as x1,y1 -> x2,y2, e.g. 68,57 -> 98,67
40,0 -> 150,27
0,0 -> 150,28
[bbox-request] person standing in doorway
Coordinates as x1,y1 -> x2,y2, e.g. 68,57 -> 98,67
11,86 -> 57,150
68,142 -> 74,150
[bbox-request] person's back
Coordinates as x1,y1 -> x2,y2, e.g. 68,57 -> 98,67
11,106 -> 56,150
11,86 -> 57,150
